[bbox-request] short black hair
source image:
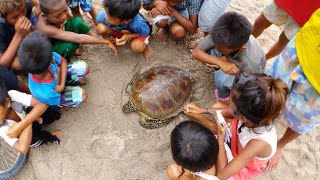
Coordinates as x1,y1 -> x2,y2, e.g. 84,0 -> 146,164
103,0 -> 141,21
18,31 -> 52,74
210,12 -> 252,49
171,121 -> 219,172
39,0 -> 63,15
0,78 -> 9,106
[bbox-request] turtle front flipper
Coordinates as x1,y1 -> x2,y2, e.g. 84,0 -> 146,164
139,117 -> 174,129
122,101 -> 135,114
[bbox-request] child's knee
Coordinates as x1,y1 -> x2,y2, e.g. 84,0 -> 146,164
130,39 -> 146,53
82,89 -> 88,103
97,23 -> 111,35
156,19 -> 168,28
170,23 -> 186,40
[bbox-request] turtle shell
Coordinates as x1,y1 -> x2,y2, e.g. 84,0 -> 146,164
130,66 -> 191,119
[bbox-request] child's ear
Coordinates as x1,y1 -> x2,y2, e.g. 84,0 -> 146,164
239,45 -> 247,51
5,98 -> 11,109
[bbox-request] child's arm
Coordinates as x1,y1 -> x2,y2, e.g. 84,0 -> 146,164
36,20 -> 118,55
217,139 -> 270,180
12,124 -> 32,155
7,91 -> 49,138
192,46 -> 239,75
0,17 -> 31,68
55,56 -> 67,93
168,6 -> 198,34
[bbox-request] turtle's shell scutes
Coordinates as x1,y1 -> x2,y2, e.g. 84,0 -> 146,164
130,66 -> 191,119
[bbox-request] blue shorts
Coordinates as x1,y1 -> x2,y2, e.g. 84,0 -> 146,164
68,0 -> 93,12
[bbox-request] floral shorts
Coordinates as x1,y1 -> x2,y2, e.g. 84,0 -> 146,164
263,0 -> 300,39
67,0 -> 93,12
265,37 -> 320,134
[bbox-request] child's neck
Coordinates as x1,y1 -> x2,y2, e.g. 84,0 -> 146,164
33,69 -> 53,80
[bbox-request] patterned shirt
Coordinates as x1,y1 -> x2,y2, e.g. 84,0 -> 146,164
142,0 -> 203,15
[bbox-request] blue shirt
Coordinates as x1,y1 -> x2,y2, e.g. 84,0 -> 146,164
96,10 -> 150,37
28,52 -> 62,105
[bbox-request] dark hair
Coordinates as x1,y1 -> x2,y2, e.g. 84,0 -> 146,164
171,121 -> 219,172
18,31 -> 52,74
210,12 -> 252,49
103,0 -> 141,21
231,73 -> 289,126
39,0 -> 63,15
0,0 -> 25,17
0,78 -> 9,106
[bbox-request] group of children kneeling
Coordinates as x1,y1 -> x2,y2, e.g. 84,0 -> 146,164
0,0 -> 317,179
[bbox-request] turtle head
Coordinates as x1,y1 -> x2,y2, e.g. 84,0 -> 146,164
122,101 -> 135,114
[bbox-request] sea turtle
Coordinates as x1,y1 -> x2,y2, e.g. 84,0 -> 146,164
122,66 -> 192,129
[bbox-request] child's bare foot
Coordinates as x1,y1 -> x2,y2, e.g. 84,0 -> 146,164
143,46 -> 154,62
74,48 -> 82,56
36,117 -> 43,124
51,130 -> 64,140
155,28 -> 169,42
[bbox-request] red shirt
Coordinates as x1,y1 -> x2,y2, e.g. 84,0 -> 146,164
275,0 -> 320,26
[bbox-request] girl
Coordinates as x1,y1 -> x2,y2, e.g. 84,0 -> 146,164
184,73 -> 289,179
167,121 -> 220,180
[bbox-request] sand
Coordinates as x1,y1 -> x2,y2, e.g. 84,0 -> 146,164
14,0 -> 320,179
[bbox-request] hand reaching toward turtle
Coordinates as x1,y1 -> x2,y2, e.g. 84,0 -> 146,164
183,103 -> 207,114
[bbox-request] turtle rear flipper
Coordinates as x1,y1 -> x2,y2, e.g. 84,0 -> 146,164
139,117 -> 174,129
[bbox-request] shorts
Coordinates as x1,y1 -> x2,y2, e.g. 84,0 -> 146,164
263,0 -> 300,39
152,8 -> 189,26
67,60 -> 88,85
0,66 -> 18,91
198,0 -> 231,32
59,86 -> 84,107
111,30 -> 150,45
67,0 -> 93,12
214,70 -> 234,99
52,17 -> 91,59
265,37 -> 320,134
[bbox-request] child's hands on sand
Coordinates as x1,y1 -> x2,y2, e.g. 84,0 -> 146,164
104,39 -> 118,55
183,103 -> 206,114
116,34 -> 129,46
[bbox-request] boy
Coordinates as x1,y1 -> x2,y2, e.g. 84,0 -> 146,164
0,80 -> 32,155
0,0 -> 33,71
96,0 -> 153,61
143,0 -> 202,42
192,12 -> 266,101
36,0 -> 117,60
18,31 -> 89,108
67,0 -> 98,25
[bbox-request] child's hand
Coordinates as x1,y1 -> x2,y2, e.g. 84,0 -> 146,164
218,56 -> 239,75
116,34 -> 129,46
183,103 -> 205,114
216,117 -> 231,143
103,39 -> 118,56
15,17 -> 32,37
55,84 -> 65,93
154,0 -> 171,15
150,8 -> 161,18
7,123 -> 24,138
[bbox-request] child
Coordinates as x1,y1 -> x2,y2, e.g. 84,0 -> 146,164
18,31 -> 89,108
96,0 -> 153,61
66,0 -> 98,25
0,80 -> 32,155
252,0 -> 320,60
36,0 -> 117,60
167,121 -> 219,180
263,9 -> 320,170
184,73 -> 289,179
143,0 -> 202,42
192,12 -> 266,101
0,0 -> 34,71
